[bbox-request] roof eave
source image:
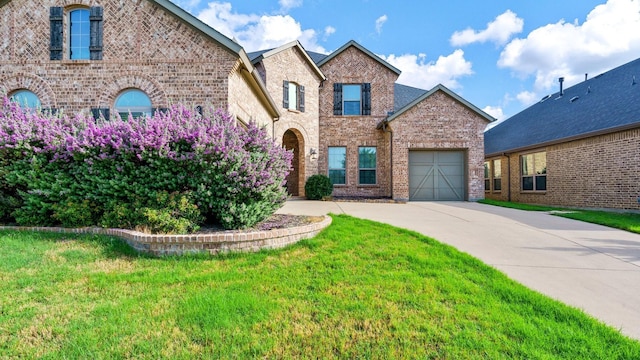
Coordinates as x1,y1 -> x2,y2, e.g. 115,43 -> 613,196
387,84 -> 495,123
485,122 -> 640,157
317,40 -> 401,75
254,40 -> 326,81
150,0 -> 243,56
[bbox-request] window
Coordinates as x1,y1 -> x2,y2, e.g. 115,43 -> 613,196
358,147 -> 376,184
69,9 -> 90,59
10,90 -> 41,110
521,152 -> 546,191
115,89 -> 152,120
50,6 -> 103,60
328,147 -> 346,185
343,85 -> 361,115
492,159 -> 502,191
283,81 -> 305,112
484,161 -> 490,191
333,83 -> 371,115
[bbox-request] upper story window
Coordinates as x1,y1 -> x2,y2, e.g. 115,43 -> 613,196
69,9 -> 90,59
521,151 -> 546,191
10,90 -> 41,110
333,83 -> 371,116
283,81 -> 305,112
50,6 -> 103,61
115,89 -> 152,120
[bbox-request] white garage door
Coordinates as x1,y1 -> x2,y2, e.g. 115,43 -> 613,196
409,151 -> 465,201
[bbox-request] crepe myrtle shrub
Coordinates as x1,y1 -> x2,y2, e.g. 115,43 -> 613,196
0,97 -> 293,231
304,174 -> 333,200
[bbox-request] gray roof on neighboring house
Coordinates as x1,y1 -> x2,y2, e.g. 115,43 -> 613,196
485,57 -> 640,156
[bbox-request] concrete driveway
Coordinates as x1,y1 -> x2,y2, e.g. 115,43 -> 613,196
277,200 -> 640,340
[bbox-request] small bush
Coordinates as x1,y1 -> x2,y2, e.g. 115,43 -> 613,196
305,174 -> 333,200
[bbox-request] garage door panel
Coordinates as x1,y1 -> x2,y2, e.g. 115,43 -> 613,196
409,151 -> 465,201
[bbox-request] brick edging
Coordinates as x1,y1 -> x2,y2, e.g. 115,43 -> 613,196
0,215 -> 332,256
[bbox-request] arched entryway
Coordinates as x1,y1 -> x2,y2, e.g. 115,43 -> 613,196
282,129 -> 305,196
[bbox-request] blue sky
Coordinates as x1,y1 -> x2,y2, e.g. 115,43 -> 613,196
173,0 -> 640,120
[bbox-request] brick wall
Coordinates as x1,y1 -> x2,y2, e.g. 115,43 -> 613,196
485,128 -> 640,210
0,0 -> 261,120
318,46 -> 398,197
259,45 -> 323,196
390,90 -> 488,201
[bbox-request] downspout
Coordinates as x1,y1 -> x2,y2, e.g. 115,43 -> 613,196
382,121 -> 393,199
503,152 -> 511,202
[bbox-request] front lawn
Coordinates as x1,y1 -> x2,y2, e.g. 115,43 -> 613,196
1,215 -> 638,358
480,199 -> 640,234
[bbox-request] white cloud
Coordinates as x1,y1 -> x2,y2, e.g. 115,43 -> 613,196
197,2 -> 327,53
450,10 -> 524,46
279,0 -> 303,11
482,105 -> 504,121
498,0 -> 640,92
323,26 -> 336,41
375,15 -> 388,35
515,90 -> 538,106
381,49 -> 473,90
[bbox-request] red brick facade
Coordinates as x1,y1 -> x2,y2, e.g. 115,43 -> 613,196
485,128 -> 640,210
1,0 -> 491,202
0,0 -> 277,126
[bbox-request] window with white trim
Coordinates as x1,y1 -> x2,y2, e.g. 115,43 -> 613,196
115,89 -> 152,120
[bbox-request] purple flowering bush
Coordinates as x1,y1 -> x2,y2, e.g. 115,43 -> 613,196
0,98 -> 292,232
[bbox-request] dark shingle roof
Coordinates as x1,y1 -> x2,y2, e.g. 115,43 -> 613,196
306,51 -> 328,64
394,83 -> 428,111
247,49 -> 271,61
485,57 -> 640,156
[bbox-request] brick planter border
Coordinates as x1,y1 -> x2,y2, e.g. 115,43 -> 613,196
0,215 -> 332,256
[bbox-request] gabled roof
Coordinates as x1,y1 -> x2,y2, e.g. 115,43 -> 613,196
380,84 -> 494,127
394,83 -> 428,111
248,41 -> 326,81
315,40 -> 401,75
485,57 -> 640,156
0,0 -> 280,119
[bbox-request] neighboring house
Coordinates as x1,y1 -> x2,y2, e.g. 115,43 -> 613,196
1,0 -> 494,202
0,0 -> 279,128
484,57 -> 640,210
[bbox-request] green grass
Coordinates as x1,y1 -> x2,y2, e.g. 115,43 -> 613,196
480,199 -> 640,234
1,215 -> 639,359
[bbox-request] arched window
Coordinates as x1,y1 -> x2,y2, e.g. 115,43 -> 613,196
115,89 -> 152,119
69,9 -> 90,60
10,90 -> 41,110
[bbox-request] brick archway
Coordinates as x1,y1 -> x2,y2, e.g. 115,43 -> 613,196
0,73 -> 57,108
98,72 -> 167,109
283,129 -> 306,196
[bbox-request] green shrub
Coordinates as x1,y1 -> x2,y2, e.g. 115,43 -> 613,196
52,199 -> 100,228
305,174 -> 333,200
0,99 -> 292,231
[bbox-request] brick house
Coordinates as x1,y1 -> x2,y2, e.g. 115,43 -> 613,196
2,0 -> 493,202
484,57 -> 640,210
308,41 -> 493,201
0,0 -> 279,128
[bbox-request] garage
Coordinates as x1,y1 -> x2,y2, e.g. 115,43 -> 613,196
409,150 -> 466,201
